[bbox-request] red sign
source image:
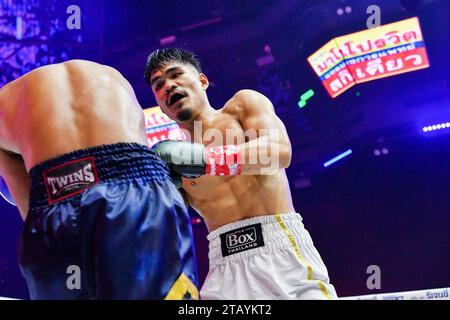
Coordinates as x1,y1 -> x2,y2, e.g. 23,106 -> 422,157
144,107 -> 185,147
308,17 -> 430,98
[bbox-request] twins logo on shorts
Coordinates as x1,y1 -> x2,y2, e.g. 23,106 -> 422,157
43,157 -> 99,204
220,223 -> 264,257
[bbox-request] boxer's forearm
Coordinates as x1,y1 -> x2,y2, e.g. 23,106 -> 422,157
153,138 -> 291,178
239,135 -> 291,175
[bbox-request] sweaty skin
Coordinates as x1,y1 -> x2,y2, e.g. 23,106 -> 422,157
151,63 -> 295,231
0,60 -> 148,219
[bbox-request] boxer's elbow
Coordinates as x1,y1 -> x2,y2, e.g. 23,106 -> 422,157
278,142 -> 292,169
18,203 -> 28,221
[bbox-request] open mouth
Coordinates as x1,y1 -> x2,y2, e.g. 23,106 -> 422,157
168,93 -> 186,106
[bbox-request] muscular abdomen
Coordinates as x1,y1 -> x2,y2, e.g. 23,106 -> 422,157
1,60 -> 147,170
185,172 -> 295,231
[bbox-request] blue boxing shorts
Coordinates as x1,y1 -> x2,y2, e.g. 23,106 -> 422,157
19,143 -> 199,300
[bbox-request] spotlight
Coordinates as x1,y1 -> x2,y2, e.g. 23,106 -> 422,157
16,16 -> 23,40
381,148 -> 389,155
191,217 -> 203,225
345,6 -> 352,14
374,149 -> 381,156
337,8 -> 344,16
422,121 -> 450,134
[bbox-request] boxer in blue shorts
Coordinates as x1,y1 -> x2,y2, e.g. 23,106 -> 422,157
0,60 -> 198,299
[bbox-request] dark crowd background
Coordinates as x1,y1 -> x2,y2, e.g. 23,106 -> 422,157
0,0 -> 449,299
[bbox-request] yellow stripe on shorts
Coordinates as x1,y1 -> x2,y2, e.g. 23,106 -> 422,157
275,214 -> 332,300
164,273 -> 199,300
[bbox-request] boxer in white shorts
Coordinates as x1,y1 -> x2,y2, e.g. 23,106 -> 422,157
145,48 -> 338,299
202,213 -> 336,299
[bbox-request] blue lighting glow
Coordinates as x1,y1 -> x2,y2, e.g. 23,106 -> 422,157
323,149 -> 353,168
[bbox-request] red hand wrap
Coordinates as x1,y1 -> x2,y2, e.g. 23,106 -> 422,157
205,145 -> 242,176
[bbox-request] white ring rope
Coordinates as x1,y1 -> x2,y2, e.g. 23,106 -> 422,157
340,287 -> 449,300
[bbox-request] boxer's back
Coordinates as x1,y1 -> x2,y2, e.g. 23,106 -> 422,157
0,60 -> 147,170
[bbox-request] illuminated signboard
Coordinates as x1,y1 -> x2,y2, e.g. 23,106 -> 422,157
308,17 -> 430,98
144,106 -> 185,147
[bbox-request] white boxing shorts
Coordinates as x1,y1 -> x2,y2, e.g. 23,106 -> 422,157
200,213 -> 338,300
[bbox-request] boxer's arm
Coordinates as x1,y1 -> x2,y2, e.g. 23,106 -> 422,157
229,89 -> 292,175
0,149 -> 30,220
153,90 -> 291,177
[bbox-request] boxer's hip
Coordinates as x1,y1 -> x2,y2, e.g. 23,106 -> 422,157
27,142 -> 169,209
19,142 -> 198,299
201,213 -> 337,299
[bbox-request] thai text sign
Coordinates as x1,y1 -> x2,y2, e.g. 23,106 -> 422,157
308,17 -> 429,98
144,106 -> 185,147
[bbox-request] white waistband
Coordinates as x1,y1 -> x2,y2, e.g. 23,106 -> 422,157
207,213 -> 313,268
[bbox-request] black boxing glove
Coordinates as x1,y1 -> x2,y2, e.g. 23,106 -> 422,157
152,140 -> 206,181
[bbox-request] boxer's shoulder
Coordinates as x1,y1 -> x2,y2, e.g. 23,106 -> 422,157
60,59 -> 100,68
0,63 -> 66,93
17,60 -> 120,83
222,89 -> 275,119
228,89 -> 261,107
0,60 -> 121,96
61,60 -> 132,91
61,60 -> 123,77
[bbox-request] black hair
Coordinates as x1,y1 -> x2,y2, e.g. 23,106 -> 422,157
144,48 -> 202,86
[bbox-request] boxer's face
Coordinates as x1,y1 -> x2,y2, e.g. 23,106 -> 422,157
150,62 -> 209,123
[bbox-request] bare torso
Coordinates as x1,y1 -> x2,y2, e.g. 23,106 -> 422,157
0,60 -> 147,170
182,102 -> 295,232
